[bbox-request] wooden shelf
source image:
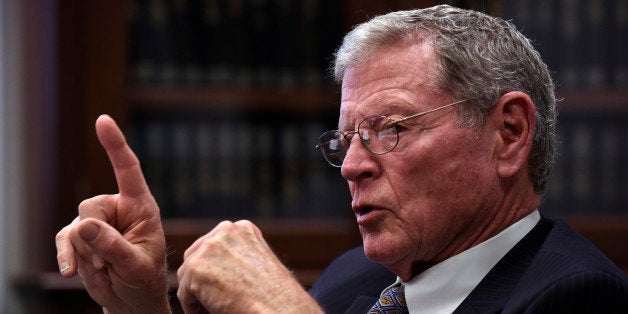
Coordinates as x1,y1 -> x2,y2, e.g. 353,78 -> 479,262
556,89 -> 628,113
128,85 -> 341,114
128,86 -> 628,114
22,215 -> 628,293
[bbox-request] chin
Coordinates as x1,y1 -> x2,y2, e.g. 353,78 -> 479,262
361,231 -> 403,266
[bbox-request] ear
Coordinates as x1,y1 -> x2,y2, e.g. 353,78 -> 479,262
492,91 -> 536,178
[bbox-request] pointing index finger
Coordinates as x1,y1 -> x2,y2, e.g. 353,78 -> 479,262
95,114 -> 149,197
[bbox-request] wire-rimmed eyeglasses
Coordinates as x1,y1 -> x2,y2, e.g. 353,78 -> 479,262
316,99 -> 468,167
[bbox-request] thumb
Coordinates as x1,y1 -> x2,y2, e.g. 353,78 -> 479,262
74,218 -> 137,269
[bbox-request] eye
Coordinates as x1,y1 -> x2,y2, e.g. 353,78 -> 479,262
377,125 -> 398,138
395,120 -> 425,133
360,130 -> 371,144
373,124 -> 399,145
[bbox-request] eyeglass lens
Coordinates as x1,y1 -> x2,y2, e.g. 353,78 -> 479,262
359,116 -> 398,154
317,116 -> 400,167
318,131 -> 347,166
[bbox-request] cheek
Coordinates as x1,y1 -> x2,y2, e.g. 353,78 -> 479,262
393,136 -> 492,216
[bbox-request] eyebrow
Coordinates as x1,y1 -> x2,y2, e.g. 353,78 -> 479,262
381,105 -> 417,117
337,104 -> 417,131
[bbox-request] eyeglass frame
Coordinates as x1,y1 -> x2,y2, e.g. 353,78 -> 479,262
316,99 -> 469,167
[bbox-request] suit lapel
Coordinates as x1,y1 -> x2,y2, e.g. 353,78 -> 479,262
453,218 -> 552,313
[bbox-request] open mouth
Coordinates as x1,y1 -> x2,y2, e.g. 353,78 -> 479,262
355,205 -> 374,216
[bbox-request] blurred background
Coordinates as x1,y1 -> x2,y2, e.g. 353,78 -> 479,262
1,0 -> 627,312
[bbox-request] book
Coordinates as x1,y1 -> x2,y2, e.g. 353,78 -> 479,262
613,0 -> 628,87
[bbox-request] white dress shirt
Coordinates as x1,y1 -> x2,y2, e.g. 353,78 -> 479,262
383,210 -> 541,313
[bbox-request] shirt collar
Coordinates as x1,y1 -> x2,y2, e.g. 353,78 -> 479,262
394,210 -> 540,313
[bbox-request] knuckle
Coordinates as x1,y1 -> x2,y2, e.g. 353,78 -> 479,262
197,238 -> 218,254
77,199 -> 91,212
176,265 -> 185,279
77,195 -> 118,220
234,220 -> 262,239
78,196 -> 102,217
55,218 -> 79,243
55,229 -> 68,242
234,219 -> 253,228
215,220 -> 234,230
183,246 -> 193,259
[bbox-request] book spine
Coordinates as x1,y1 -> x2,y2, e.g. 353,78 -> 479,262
255,125 -> 277,218
613,0 -> 628,87
582,1 -> 608,88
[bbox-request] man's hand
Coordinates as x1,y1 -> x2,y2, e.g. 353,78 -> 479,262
55,115 -> 170,313
177,220 -> 323,314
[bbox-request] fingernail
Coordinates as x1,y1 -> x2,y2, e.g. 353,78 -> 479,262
59,261 -> 70,274
79,222 -> 100,242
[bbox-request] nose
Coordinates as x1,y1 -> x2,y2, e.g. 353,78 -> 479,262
340,135 -> 378,181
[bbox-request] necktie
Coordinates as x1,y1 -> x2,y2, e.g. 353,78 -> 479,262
368,284 -> 409,314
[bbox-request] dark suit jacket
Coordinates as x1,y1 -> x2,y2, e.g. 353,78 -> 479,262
309,217 -> 628,313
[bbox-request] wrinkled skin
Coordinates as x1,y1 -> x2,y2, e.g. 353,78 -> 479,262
338,39 -> 538,281
55,115 -> 323,313
55,115 -> 170,313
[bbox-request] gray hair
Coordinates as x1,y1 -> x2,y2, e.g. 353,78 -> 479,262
334,4 -> 557,194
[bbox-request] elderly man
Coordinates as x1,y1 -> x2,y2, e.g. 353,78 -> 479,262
56,5 -> 628,313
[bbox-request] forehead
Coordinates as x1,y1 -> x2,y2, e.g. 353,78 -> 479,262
338,40 -> 442,128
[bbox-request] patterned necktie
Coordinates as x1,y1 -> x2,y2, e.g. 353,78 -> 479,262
368,284 -> 409,314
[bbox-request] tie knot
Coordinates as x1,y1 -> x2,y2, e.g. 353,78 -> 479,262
368,284 -> 409,314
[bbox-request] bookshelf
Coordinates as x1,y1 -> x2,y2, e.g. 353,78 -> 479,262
22,0 -> 628,312
502,0 -> 628,218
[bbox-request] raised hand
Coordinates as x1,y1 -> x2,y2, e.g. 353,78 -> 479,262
55,115 -> 170,313
176,220 -> 323,314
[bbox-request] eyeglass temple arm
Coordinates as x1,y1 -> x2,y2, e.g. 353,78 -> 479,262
393,99 -> 468,124
315,99 -> 467,148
